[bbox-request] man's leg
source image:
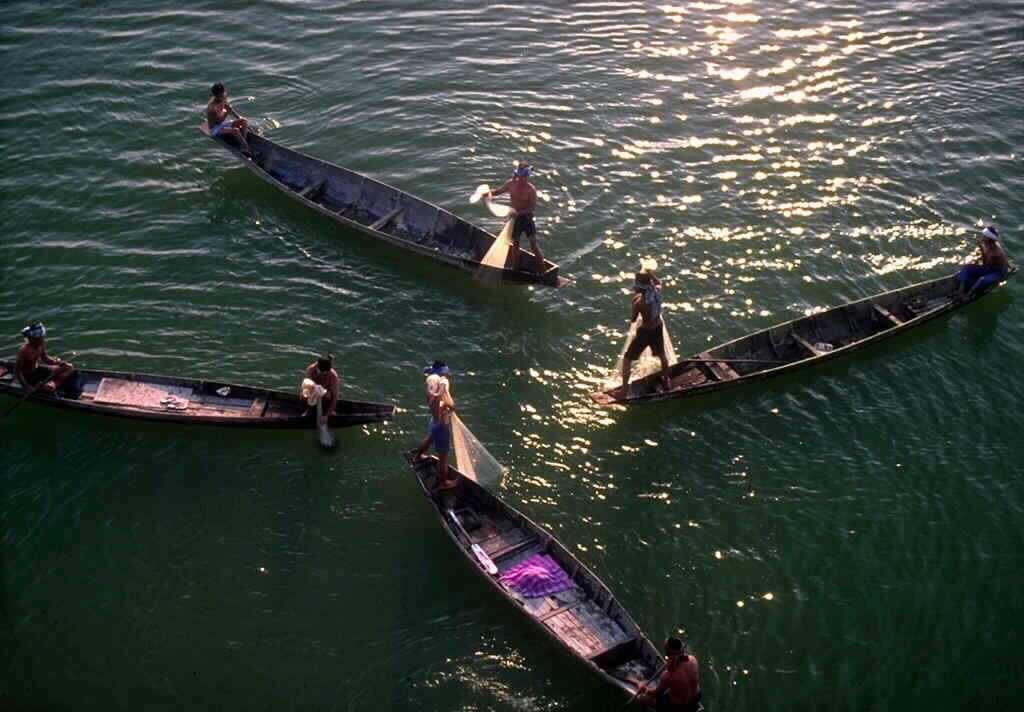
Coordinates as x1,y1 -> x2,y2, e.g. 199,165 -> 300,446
966,269 -> 1004,298
621,357 -> 633,392
50,362 -> 75,391
658,352 -> 671,391
529,235 -> 545,273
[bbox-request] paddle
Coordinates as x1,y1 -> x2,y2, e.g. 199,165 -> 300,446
447,509 -> 498,575
622,661 -> 665,709
1,351 -> 77,419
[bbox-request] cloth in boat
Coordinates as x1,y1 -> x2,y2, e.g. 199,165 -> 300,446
499,553 -> 574,598
626,322 -> 666,360
301,378 -> 327,406
957,264 -> 1007,294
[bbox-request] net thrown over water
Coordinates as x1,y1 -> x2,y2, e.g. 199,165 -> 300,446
451,414 -> 506,489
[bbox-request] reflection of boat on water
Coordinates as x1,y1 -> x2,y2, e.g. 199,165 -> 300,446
404,451 -> 663,701
592,269 -> 1015,406
200,124 -> 569,288
0,362 -> 394,429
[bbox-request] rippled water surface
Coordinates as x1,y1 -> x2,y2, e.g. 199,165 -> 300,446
3,2 -> 1023,710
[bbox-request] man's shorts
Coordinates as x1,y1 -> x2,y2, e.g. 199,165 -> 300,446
511,213 -> 537,242
625,323 -> 666,360
429,420 -> 451,454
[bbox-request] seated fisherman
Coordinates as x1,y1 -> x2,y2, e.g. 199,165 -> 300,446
304,354 -> 340,426
14,322 -> 75,394
637,637 -> 702,712
206,82 -> 252,156
957,225 -> 1010,299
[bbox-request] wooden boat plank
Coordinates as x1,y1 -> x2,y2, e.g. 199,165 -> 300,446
791,332 -> 824,357
544,601 -> 633,660
697,352 -> 740,381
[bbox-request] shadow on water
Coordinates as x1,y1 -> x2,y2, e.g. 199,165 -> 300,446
960,289 -> 1014,352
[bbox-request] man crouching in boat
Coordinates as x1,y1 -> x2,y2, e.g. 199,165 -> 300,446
956,225 -> 1009,299
637,637 -> 702,712
619,267 -> 672,394
488,163 -> 546,274
414,361 -> 458,490
14,323 -> 75,394
304,354 -> 340,427
206,82 -> 252,157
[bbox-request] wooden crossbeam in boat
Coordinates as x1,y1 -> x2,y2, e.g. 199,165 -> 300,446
247,396 -> 268,417
369,207 -> 403,232
298,179 -> 326,199
698,352 -> 740,381
873,303 -> 903,326
489,535 -> 538,562
791,333 -> 824,356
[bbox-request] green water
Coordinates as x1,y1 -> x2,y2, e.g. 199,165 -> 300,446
3,2 -> 1022,710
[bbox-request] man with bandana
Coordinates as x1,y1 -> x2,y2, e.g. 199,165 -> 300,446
620,268 -> 672,394
14,323 -> 76,394
956,225 -> 1010,299
414,361 -> 458,489
488,163 -> 545,273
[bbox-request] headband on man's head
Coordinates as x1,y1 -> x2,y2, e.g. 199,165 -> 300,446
513,163 -> 532,178
423,360 -> 451,376
21,322 -> 45,339
981,226 -> 999,242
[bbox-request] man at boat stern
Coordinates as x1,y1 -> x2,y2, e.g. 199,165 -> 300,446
414,361 -> 458,490
619,266 -> 672,394
304,354 -> 340,426
956,225 -> 1010,299
488,163 -> 545,273
14,322 -> 75,394
206,82 -> 252,157
637,637 -> 702,712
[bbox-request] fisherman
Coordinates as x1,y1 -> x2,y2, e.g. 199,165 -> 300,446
14,322 -> 75,394
956,225 -> 1010,299
414,361 -> 457,489
206,82 -> 252,157
637,637 -> 702,712
488,163 -> 545,273
304,354 -> 340,427
620,266 -> 672,393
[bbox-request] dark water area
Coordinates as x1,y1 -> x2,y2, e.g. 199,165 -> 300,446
2,1 -> 1023,710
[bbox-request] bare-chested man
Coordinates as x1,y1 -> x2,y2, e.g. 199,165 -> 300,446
206,82 -> 252,156
14,323 -> 75,394
621,269 -> 671,393
304,354 -> 340,427
414,361 -> 457,489
956,225 -> 1010,299
488,163 -> 545,273
637,637 -> 702,712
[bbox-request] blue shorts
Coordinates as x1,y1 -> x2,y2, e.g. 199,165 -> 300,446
211,120 -> 235,137
429,420 -> 451,454
957,264 -> 1007,294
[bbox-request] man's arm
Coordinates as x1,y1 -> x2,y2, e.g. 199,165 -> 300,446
226,103 -> 244,120
14,349 -> 31,388
490,180 -> 512,197
631,296 -> 642,323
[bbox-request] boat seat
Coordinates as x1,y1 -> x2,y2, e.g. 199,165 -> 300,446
488,534 -> 538,562
873,304 -> 903,326
791,333 -> 824,356
298,179 -> 326,200
698,352 -> 739,381
369,207 -> 403,232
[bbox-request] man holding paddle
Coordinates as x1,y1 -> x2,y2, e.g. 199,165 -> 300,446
488,163 -> 545,273
14,323 -> 75,394
635,637 -> 702,711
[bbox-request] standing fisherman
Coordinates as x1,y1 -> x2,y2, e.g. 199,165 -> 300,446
620,267 -> 672,394
414,361 -> 457,489
488,163 -> 545,273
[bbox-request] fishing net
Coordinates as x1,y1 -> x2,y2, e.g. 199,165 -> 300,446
470,183 -> 512,218
605,317 -> 678,390
451,414 -> 506,489
475,219 -> 514,285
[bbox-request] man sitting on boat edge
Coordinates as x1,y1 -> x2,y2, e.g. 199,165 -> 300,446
14,322 -> 75,394
206,82 -> 252,157
636,637 -> 702,712
956,225 -> 1009,299
488,162 -> 546,274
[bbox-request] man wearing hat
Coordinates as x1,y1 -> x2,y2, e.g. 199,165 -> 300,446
414,361 -> 457,489
488,162 -> 546,273
620,267 -> 672,394
303,354 -> 340,427
14,323 -> 76,394
956,225 -> 1010,299
636,637 -> 702,711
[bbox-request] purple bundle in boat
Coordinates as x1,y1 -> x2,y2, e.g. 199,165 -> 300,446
499,553 -> 574,598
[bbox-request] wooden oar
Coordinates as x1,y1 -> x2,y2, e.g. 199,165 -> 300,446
447,509 -> 498,575
622,661 -> 665,708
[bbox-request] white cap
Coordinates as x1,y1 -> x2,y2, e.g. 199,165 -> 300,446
981,226 -> 999,241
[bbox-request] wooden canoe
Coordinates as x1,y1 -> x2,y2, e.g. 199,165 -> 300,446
0,361 -> 394,428
592,268 -> 1015,406
404,452 -> 663,700
200,123 -> 569,288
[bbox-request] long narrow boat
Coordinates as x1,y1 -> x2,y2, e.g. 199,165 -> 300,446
404,452 -> 663,700
592,268 -> 1015,406
0,361 -> 394,428
200,124 -> 569,288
